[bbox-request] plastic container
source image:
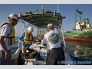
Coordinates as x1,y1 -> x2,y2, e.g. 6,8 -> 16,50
40,48 -> 48,62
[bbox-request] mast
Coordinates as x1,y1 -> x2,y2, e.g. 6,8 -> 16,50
75,7 -> 77,29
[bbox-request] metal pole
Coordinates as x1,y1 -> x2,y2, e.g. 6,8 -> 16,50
61,23 -> 66,48
26,23 -> 30,32
18,20 -> 25,47
21,20 -> 26,34
80,14 -> 81,22
61,22 -> 72,62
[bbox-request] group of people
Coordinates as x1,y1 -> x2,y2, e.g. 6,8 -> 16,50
0,13 -> 64,65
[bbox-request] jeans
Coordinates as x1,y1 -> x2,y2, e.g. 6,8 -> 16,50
46,48 -> 64,65
0,50 -> 11,65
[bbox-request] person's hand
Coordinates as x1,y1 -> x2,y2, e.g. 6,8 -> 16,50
21,41 -> 25,45
30,47 -> 33,49
4,51 -> 9,60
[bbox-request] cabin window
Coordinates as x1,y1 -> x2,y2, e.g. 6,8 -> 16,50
67,31 -> 71,33
80,25 -> 86,29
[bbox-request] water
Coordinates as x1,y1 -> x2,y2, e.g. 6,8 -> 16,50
11,37 -> 19,54
11,37 -> 92,64
66,40 -> 92,65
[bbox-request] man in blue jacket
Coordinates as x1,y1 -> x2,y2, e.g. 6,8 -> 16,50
18,26 -> 34,53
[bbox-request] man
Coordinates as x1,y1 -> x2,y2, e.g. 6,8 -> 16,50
0,13 -> 19,65
18,26 -> 34,54
42,23 -> 64,65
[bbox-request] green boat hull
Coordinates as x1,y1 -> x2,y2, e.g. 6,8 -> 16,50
61,30 -> 92,41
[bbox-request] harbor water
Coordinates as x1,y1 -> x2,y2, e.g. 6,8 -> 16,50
11,37 -> 19,54
11,37 -> 92,64
66,40 -> 92,65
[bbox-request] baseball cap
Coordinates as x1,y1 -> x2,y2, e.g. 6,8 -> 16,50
47,23 -> 54,29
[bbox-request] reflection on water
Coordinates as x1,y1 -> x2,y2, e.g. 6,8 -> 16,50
66,40 -> 92,60
12,37 -> 92,64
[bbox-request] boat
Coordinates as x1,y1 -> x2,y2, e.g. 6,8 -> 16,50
63,7 -> 92,42
10,7 -> 73,65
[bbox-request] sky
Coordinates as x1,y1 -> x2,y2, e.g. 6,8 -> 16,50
0,2 -> 92,37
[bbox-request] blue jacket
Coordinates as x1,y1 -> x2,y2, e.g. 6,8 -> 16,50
18,32 -> 34,47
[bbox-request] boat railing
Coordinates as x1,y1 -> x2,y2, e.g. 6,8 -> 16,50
61,22 -> 72,62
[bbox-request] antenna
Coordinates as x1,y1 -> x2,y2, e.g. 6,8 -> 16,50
57,4 -> 59,13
